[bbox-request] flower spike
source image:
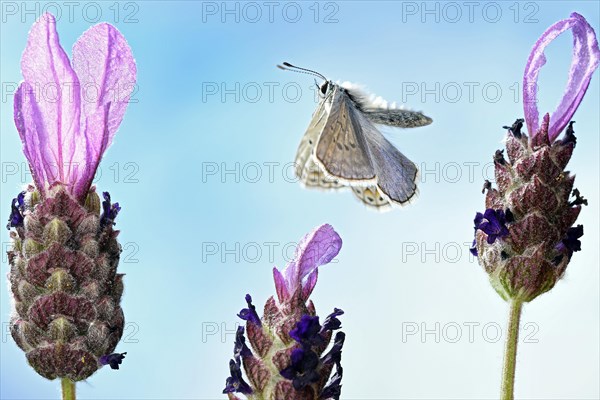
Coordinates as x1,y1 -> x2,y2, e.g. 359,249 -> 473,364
472,13 -> 598,400
7,13 -> 135,391
223,224 -> 345,399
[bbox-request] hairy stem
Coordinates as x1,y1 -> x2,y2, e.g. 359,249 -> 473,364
61,378 -> 76,400
501,300 -> 523,400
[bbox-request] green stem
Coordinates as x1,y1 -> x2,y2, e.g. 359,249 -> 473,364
61,378 -> 76,400
500,299 -> 523,400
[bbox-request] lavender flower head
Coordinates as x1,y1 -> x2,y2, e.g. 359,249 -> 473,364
7,13 -> 136,381
224,224 -> 345,399
472,13 -> 599,302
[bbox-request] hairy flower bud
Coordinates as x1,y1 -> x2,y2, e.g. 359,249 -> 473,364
472,120 -> 586,302
7,185 -> 125,381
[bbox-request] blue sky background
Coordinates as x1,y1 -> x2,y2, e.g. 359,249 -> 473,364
1,1 -> 599,399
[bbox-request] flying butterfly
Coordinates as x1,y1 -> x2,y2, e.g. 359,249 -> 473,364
278,62 -> 432,210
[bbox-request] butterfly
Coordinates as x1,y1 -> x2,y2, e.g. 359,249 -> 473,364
278,62 -> 432,210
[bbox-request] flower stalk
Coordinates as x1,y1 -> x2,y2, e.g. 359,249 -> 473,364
61,378 -> 76,400
500,300 -> 522,400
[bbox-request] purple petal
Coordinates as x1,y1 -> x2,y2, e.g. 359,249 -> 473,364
17,13 -> 83,196
486,234 -> 497,245
71,22 -> 137,199
272,266 -> 289,303
283,224 -> 342,297
523,12 -> 600,142
478,221 -> 492,235
469,239 -> 478,257
14,83 -> 49,193
482,209 -> 497,222
302,269 -> 318,300
474,212 -> 484,227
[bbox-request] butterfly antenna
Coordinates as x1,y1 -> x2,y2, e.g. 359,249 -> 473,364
277,62 -> 327,81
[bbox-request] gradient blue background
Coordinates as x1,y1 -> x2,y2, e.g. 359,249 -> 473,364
1,1 -> 599,399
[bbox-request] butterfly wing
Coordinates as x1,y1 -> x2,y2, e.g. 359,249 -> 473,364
314,86 -> 376,183
356,110 -> 419,204
325,87 -> 418,206
295,95 -> 344,189
364,108 -> 432,128
351,185 -> 393,211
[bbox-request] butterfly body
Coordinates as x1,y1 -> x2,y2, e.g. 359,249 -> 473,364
295,79 -> 431,210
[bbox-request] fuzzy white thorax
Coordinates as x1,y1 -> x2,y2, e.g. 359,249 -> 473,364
338,80 -> 407,110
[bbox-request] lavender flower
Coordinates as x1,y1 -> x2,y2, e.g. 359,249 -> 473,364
469,13 -> 599,400
472,12 -> 599,303
223,224 -> 345,400
474,209 -> 510,245
99,352 -> 127,370
7,12 -> 136,387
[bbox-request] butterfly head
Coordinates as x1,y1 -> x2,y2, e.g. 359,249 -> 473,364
319,80 -> 333,96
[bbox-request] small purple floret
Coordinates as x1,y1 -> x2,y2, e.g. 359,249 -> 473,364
289,315 -> 322,345
233,326 -> 252,359
320,308 -> 344,333
6,191 -> 25,230
100,192 -> 121,227
320,366 -> 343,400
282,311 -> 345,392
16,192 -> 24,207
556,225 -> 584,258
223,327 -> 253,395
280,347 -> 321,390
502,118 -> 524,138
469,239 -> 478,257
99,352 -> 126,370
237,294 -> 261,326
561,121 -> 577,145
321,331 -> 345,366
475,209 -> 511,244
223,359 -> 253,395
